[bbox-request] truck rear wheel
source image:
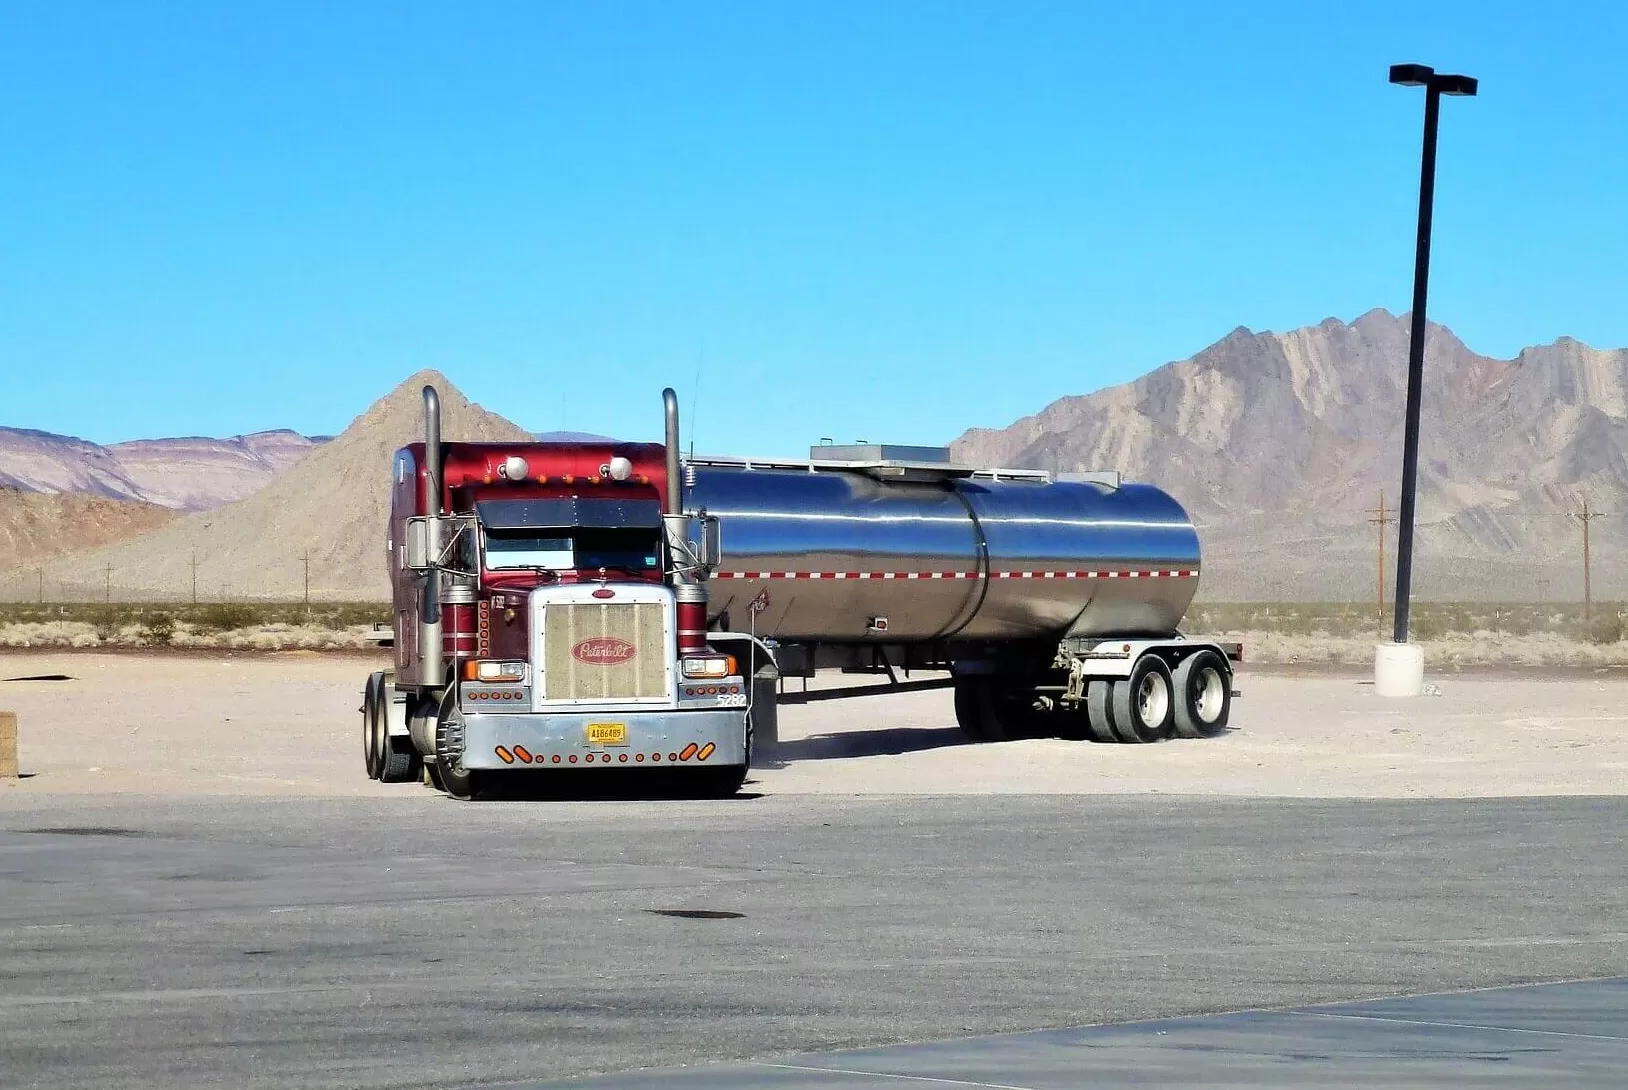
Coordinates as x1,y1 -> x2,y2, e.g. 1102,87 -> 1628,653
953,677 -> 993,742
1111,656 -> 1175,743
1172,650 -> 1231,738
953,677 -> 1033,742
375,675 -> 421,783
362,673 -> 385,780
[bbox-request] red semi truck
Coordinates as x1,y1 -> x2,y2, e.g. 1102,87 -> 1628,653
360,386 -> 759,799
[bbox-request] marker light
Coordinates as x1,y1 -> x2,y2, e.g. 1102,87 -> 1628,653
499,455 -> 529,480
607,455 -> 634,481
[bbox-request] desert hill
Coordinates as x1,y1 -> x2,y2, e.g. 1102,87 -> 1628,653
953,310 -> 1628,600
0,488 -> 180,572
0,426 -> 324,511
0,373 -> 530,602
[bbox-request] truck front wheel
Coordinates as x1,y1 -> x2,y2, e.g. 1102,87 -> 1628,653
435,689 -> 481,801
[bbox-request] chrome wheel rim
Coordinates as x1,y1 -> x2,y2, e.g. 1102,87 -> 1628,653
1137,672 -> 1169,728
1194,666 -> 1226,724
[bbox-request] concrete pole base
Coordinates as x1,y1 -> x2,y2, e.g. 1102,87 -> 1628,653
0,711 -> 17,779
1374,643 -> 1425,697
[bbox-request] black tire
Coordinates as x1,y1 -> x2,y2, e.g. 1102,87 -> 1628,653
379,735 -> 419,783
376,675 -> 422,783
1172,650 -> 1231,739
1111,656 -> 1175,743
954,677 -> 993,742
362,673 -> 384,780
1083,679 -> 1120,743
434,689 -> 481,801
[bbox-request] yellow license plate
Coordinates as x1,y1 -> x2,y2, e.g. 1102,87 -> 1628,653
586,722 -> 628,746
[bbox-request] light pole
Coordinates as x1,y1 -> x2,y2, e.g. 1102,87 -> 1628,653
1375,63 -> 1476,696
1387,62 -> 1477,644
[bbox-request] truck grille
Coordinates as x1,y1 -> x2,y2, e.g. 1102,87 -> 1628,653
542,602 -> 667,701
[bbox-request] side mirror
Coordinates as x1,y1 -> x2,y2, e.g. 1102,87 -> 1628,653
698,515 -> 721,569
403,517 -> 432,570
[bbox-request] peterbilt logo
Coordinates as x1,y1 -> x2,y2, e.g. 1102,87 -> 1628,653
571,637 -> 636,666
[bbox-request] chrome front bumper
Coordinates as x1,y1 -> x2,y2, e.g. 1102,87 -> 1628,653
459,708 -> 749,770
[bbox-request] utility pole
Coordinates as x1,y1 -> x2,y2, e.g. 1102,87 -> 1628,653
1536,576 -> 1551,603
37,567 -> 44,604
191,550 -> 198,605
1368,490 -> 1397,637
1569,495 -> 1607,623
104,564 -> 113,605
301,552 -> 311,609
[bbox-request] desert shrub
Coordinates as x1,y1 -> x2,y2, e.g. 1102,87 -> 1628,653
193,603 -> 260,634
87,606 -> 125,642
140,611 -> 176,646
1406,611 -> 1450,640
1581,613 -> 1623,645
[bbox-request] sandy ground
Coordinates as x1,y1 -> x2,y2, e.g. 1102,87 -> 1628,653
1,650 -> 1625,798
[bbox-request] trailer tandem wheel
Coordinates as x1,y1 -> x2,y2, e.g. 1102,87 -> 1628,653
1172,649 -> 1231,739
1082,679 -> 1120,743
1111,655 -> 1175,743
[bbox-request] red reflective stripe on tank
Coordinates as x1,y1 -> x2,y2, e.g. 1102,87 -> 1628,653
713,569 -> 1195,580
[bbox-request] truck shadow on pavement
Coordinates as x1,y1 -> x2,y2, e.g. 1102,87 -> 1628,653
755,725 -> 967,767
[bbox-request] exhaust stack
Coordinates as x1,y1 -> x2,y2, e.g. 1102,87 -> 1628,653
662,387 -> 681,516
661,388 -> 707,653
420,385 -> 445,687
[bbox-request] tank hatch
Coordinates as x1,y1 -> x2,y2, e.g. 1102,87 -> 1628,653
811,443 -> 953,463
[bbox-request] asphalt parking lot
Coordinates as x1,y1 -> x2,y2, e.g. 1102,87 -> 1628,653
3,792 -> 1625,1088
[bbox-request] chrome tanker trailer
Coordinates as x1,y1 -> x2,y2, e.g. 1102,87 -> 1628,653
685,446 -> 1237,744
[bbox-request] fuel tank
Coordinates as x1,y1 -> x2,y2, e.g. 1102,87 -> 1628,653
686,459 -> 1201,643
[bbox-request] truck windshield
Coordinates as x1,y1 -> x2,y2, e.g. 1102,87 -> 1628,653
484,528 -> 661,572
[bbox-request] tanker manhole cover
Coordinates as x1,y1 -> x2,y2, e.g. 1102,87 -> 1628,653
645,909 -> 745,920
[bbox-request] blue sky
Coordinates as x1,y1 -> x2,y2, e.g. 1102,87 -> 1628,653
2,2 -> 1624,453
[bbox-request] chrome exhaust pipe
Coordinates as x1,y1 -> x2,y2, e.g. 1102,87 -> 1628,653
662,387 -> 681,516
421,384 -> 444,687
423,385 -> 443,519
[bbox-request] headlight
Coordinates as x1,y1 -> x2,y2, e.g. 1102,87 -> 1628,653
681,655 -> 736,679
470,660 -> 527,682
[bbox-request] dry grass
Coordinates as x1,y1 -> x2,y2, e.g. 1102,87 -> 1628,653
0,603 -> 388,650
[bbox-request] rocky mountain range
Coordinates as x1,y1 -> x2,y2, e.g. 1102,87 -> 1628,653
0,427 -> 326,511
952,309 -> 1628,600
3,310 -> 1625,602
0,373 -> 530,601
